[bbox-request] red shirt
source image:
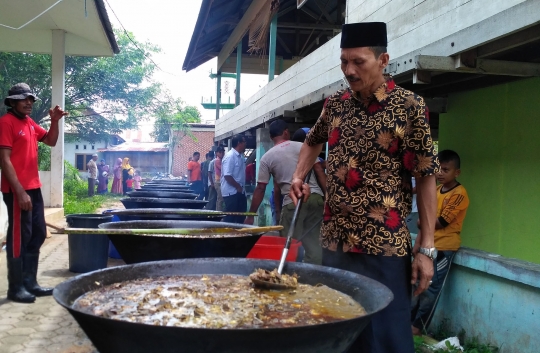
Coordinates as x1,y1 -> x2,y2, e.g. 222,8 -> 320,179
0,112 -> 47,192
187,160 -> 201,181
245,163 -> 256,184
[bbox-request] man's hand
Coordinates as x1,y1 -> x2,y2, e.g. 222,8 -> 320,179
244,216 -> 254,225
16,190 -> 32,211
289,177 -> 310,205
411,253 -> 434,296
49,105 -> 68,122
236,185 -> 243,194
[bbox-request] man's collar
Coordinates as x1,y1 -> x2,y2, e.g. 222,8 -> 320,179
7,111 -> 28,120
351,74 -> 395,105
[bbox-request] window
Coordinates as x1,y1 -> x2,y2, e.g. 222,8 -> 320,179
83,145 -> 87,150
75,145 -> 79,150
91,145 -> 95,150
76,154 -> 94,171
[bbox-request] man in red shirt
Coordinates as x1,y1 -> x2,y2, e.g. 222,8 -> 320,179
187,152 -> 203,200
0,83 -> 68,303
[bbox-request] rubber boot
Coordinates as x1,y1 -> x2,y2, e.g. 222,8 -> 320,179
23,253 -> 53,297
7,257 -> 36,303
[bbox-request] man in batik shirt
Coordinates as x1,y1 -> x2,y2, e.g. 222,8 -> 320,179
290,22 -> 439,353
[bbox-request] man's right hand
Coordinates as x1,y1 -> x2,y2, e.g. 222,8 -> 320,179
289,177 -> 310,205
16,190 -> 32,211
244,216 -> 254,225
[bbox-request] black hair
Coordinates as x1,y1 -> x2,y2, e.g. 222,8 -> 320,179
369,46 -> 387,58
193,152 -> 200,157
216,146 -> 225,153
269,119 -> 288,138
208,151 -> 214,158
292,128 -> 307,142
231,135 -> 245,148
438,150 -> 461,169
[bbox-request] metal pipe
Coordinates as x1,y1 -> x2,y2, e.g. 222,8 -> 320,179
236,40 -> 242,106
268,14 -> 278,81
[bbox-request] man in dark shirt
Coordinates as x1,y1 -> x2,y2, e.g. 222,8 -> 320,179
290,23 -> 439,352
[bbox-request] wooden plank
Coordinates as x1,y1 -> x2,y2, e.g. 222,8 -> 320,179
217,0 -> 268,71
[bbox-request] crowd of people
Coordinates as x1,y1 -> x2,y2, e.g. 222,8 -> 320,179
1,21 -> 472,353
86,156 -> 141,196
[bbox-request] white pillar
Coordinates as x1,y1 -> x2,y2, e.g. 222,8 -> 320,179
50,30 -> 65,207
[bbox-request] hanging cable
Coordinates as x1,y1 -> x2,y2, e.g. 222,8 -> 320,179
0,0 -> 64,30
103,0 -> 179,77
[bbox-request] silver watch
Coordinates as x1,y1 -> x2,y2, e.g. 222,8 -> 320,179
418,247 -> 438,260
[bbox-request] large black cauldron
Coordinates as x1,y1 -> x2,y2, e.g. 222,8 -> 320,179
105,208 -> 224,222
126,191 -> 198,199
54,258 -> 393,353
98,220 -> 263,264
120,197 -> 207,209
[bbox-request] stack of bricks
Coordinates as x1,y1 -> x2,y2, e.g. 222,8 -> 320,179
172,130 -> 215,176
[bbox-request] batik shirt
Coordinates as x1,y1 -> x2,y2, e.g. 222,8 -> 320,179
305,75 -> 438,256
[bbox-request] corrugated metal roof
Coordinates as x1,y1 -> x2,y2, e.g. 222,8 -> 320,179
98,142 -> 169,153
182,0 -> 252,72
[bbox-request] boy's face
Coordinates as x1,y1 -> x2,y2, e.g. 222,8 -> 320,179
193,154 -> 200,162
436,161 -> 460,186
217,151 -> 224,159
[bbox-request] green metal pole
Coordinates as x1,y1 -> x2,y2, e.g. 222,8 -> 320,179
216,71 -> 221,120
268,14 -> 278,82
236,41 -> 242,106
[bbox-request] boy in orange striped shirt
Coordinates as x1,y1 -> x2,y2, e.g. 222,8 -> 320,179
411,150 -> 470,335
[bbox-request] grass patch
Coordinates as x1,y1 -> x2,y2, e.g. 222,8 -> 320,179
64,161 -> 123,215
414,319 -> 499,353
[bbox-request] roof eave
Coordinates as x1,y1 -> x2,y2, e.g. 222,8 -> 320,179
95,0 -> 120,54
182,0 -> 214,72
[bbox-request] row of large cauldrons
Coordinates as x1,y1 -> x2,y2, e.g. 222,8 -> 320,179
121,178 -> 207,209
55,178 -> 394,353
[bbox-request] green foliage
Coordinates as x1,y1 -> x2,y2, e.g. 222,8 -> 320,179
151,96 -> 201,143
0,30 -> 161,143
38,144 -> 51,171
63,161 -> 120,215
414,319 -> 499,353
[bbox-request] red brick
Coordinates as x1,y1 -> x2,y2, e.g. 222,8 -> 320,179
172,129 -> 215,177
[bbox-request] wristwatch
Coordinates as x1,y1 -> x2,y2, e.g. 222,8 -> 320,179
418,247 -> 438,260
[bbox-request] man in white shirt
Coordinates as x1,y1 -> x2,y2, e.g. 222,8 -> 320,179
221,135 -> 247,223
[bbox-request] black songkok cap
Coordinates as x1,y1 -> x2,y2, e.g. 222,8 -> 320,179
340,22 -> 387,48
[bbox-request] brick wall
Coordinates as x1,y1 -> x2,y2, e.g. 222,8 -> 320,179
172,130 -> 215,176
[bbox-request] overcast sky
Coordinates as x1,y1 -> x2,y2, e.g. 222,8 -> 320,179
106,0 -> 269,123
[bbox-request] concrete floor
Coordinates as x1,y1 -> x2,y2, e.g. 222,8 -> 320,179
0,224 -> 124,353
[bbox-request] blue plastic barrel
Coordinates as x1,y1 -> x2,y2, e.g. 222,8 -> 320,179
66,214 -> 113,273
102,211 -> 122,259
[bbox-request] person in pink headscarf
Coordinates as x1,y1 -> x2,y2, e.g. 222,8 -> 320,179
111,158 -> 123,195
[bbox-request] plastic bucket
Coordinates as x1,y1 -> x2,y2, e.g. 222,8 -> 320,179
66,214 -> 114,273
246,236 -> 302,262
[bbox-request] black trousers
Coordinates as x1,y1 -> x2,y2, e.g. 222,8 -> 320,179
323,248 -> 415,353
88,178 -> 96,196
3,189 -> 47,259
222,192 -> 247,224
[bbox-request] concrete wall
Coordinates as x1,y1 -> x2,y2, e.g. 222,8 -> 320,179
432,248 -> 540,353
439,77 -> 540,264
347,0 -> 527,59
215,0 -> 532,140
64,140 -> 107,170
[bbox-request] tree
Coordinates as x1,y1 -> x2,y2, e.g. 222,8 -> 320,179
0,30 -> 161,143
151,97 -> 202,143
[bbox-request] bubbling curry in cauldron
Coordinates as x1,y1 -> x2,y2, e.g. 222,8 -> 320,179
73,274 -> 366,329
